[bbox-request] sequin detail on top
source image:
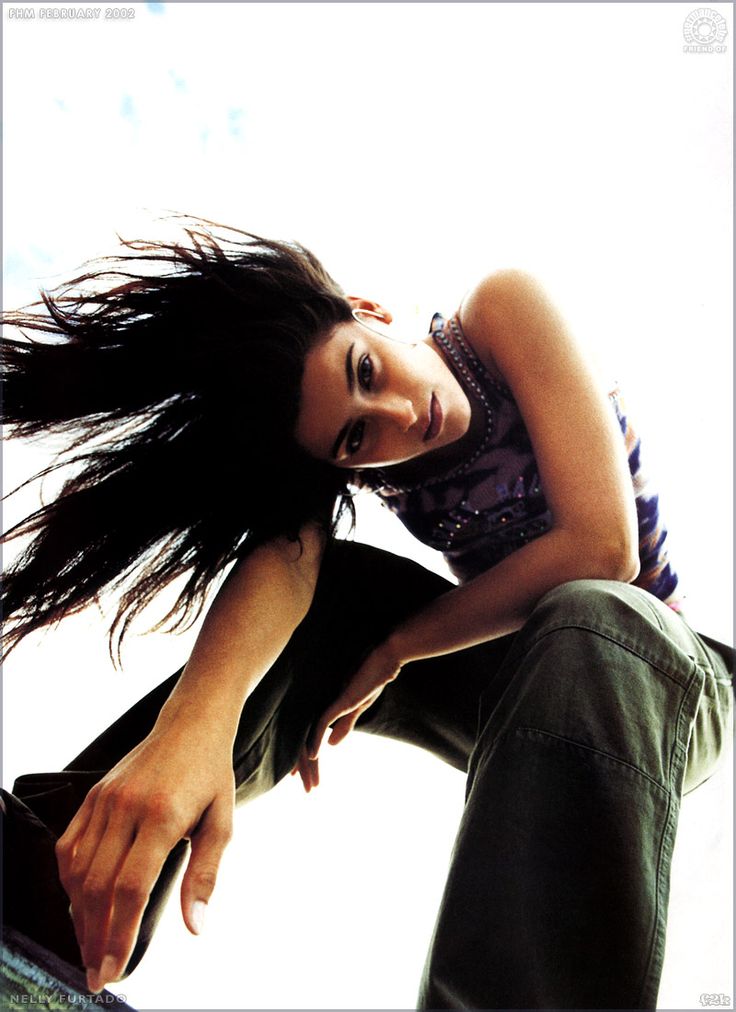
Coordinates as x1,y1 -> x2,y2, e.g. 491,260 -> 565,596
367,314 -> 681,609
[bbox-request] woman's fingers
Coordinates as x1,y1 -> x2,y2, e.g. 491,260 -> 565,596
58,800 -> 139,988
327,709 -> 362,748
311,687 -> 385,756
73,812 -> 137,975
87,827 -> 173,992
56,791 -> 113,957
57,779 -> 198,991
180,792 -> 234,935
308,649 -> 400,759
294,746 -> 319,792
307,705 -> 345,760
327,695 -> 377,747
309,706 -> 355,758
57,790 -> 96,856
51,723 -> 242,992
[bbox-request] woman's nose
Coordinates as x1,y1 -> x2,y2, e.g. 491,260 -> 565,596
375,396 -> 418,431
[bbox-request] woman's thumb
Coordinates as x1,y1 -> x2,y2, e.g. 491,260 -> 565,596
180,798 -> 233,935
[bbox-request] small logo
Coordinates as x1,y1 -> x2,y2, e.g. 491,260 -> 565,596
683,8 -> 728,52
699,994 -> 732,1007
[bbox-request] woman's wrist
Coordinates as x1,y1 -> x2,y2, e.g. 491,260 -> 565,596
383,627 -> 417,671
156,673 -> 244,742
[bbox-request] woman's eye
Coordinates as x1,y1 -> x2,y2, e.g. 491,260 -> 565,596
345,356 -> 371,457
347,420 -> 365,456
357,355 -> 373,390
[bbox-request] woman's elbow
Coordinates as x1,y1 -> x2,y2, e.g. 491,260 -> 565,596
595,537 -> 641,584
566,525 -> 640,583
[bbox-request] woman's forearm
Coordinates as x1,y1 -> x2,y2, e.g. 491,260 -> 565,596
158,523 -> 325,742
56,526 -> 325,993
388,526 -> 638,666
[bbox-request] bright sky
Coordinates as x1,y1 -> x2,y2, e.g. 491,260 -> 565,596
2,3 -> 733,1009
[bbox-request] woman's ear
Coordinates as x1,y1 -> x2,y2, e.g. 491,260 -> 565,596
346,295 -> 393,325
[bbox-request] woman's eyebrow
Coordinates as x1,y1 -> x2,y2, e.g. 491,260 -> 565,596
345,342 -> 355,394
330,343 -> 355,460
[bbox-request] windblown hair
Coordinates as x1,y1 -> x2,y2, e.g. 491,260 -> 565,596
1,216 -> 355,660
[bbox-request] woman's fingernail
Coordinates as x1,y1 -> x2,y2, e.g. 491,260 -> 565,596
191,899 -> 207,934
99,955 -> 118,987
87,970 -> 101,993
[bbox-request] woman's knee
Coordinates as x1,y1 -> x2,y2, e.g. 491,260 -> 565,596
530,579 -> 660,639
472,581 -> 700,791
529,580 -> 710,680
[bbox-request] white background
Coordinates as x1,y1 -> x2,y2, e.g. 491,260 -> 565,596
2,2 -> 733,1009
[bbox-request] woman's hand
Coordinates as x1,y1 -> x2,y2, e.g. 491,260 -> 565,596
291,745 -> 320,792
305,641 -> 404,766
291,641 -> 403,790
55,713 -> 235,994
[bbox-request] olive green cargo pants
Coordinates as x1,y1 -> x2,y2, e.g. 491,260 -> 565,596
9,541 -> 733,1008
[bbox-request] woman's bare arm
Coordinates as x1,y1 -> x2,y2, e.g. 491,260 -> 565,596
161,522 -> 326,734
304,271 -> 641,759
385,268 -> 639,657
56,522 -> 325,993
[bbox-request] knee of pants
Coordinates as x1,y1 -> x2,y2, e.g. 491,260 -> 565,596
533,578 -> 654,631
528,578 -> 705,671
472,580 -> 703,792
531,578 -> 728,685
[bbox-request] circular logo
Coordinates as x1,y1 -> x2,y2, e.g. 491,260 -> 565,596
683,7 -> 728,45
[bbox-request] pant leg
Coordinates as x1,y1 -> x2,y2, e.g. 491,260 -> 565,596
6,540 -> 515,976
416,579 -> 733,1011
53,539 -> 513,799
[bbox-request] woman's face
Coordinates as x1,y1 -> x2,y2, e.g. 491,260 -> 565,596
295,304 -> 473,471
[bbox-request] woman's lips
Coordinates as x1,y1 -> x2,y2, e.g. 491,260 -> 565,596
423,393 -> 443,442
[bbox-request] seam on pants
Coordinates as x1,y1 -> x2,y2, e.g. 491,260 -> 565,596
640,659 -> 702,1008
636,590 -> 667,632
466,716 -> 686,1010
515,726 -> 670,795
643,759 -> 678,1009
473,624 -> 698,780
522,620 -> 697,689
512,663 -> 698,1012
470,625 -> 702,1009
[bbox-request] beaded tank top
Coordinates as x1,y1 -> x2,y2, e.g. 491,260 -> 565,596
364,313 -> 682,609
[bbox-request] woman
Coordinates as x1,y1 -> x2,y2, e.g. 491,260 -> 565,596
2,217 -> 731,1008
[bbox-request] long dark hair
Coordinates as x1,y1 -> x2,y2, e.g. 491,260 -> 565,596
1,216 -> 355,661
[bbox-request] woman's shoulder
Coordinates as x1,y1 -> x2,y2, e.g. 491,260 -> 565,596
455,270 -> 537,386
456,269 -> 618,394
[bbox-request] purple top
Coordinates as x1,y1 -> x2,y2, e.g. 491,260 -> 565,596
361,313 -> 681,609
